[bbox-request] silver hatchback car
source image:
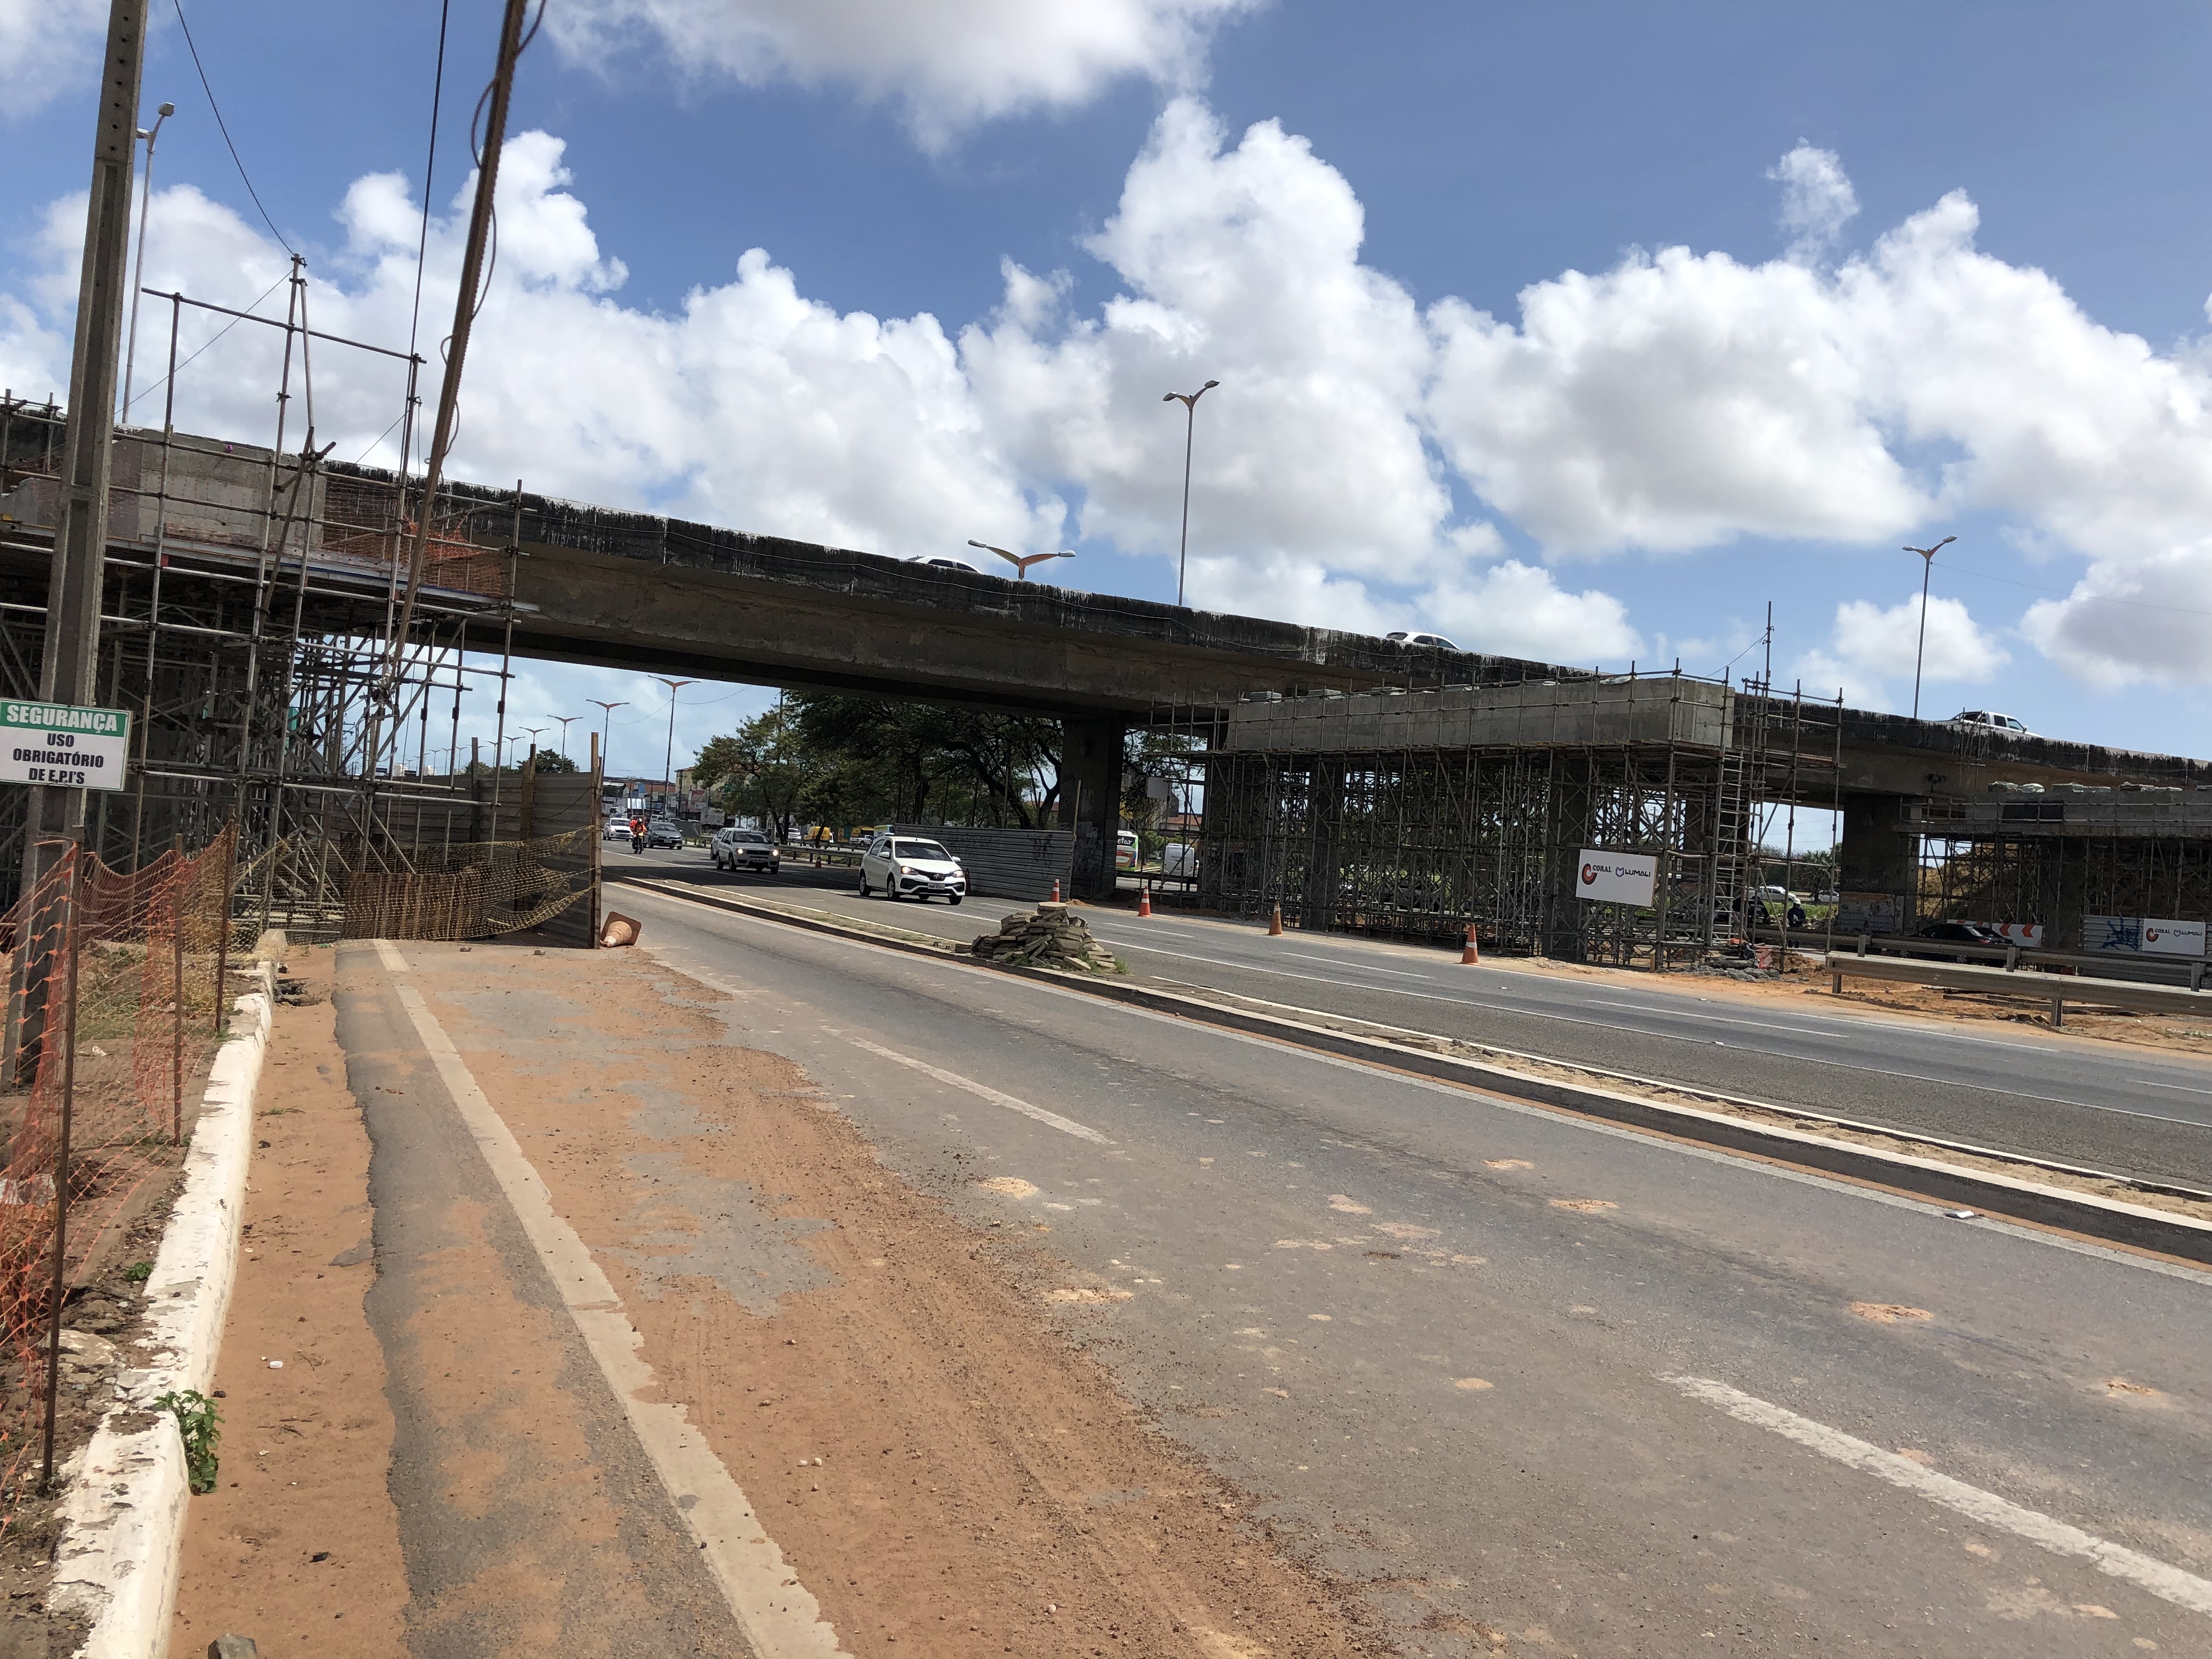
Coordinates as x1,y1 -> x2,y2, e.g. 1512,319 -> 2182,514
710,827 -> 781,875
860,834 -> 967,904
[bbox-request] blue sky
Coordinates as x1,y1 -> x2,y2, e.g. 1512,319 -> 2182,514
5,0 -> 2212,775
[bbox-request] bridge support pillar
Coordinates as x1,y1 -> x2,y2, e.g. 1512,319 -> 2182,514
1839,792 -> 1920,931
1058,715 -> 1127,902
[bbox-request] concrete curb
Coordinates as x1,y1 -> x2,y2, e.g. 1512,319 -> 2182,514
624,878 -> 2212,1267
50,957 -> 279,1658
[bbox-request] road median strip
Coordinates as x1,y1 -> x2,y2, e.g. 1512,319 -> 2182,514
619,876 -> 2212,1267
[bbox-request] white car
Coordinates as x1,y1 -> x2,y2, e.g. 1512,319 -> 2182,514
604,816 -> 633,840
860,834 -> 967,904
1387,630 -> 1461,651
1949,709 -> 2035,738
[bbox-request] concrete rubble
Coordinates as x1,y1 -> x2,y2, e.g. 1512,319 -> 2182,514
968,903 -> 1121,974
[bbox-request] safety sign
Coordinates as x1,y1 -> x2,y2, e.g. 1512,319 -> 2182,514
0,702 -> 132,791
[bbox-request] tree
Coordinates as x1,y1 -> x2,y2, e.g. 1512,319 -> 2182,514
528,747 -> 577,775
695,708 -> 810,842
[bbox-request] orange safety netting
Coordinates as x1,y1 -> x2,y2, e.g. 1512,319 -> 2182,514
0,826 -> 241,1513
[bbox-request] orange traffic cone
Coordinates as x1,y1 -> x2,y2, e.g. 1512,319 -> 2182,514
1137,889 -> 1153,917
1051,879 -> 1062,902
1268,902 -> 1284,937
1459,924 -> 1480,965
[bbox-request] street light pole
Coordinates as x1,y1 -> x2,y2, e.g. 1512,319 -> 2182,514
120,98 -> 174,424
588,699 -> 626,774
517,724 -> 547,768
549,714 -> 578,761
1904,536 -> 1956,720
1161,380 -> 1218,608
652,676 -> 696,809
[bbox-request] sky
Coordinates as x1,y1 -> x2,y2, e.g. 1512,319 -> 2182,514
4,0 -> 2212,777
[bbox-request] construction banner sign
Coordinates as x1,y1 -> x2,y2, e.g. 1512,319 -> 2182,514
0,702 -> 132,791
1577,848 -> 1657,908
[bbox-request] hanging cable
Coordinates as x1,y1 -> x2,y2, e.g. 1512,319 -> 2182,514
407,0 -> 453,375
171,0 -> 294,256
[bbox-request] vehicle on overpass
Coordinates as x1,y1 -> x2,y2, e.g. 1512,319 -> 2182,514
1387,629 -> 1460,650
1949,709 -> 2036,737
860,834 -> 968,904
710,827 -> 781,875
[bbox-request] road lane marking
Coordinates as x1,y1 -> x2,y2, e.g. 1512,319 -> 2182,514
615,884 -> 2212,1285
845,1036 -> 1114,1144
373,939 -> 408,973
1667,1375 -> 2212,1617
2137,1079 -> 2212,1096
390,980 -> 848,1657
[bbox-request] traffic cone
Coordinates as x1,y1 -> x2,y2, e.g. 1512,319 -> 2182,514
1051,879 -> 1062,902
1459,924 -> 1480,965
1137,889 -> 1152,917
1268,902 -> 1284,937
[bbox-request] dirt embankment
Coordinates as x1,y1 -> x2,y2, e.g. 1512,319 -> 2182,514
171,948 -> 408,1657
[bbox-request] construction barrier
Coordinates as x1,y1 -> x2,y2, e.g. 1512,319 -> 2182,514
0,826 -> 240,1516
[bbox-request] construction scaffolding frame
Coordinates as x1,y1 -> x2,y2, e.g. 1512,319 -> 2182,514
1139,662 -> 1842,971
0,261 -> 588,941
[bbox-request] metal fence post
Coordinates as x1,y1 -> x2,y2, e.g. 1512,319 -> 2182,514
41,840 -> 86,1491
171,833 -> 184,1143
212,821 -> 236,1035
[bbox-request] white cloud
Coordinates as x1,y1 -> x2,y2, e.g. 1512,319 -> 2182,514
964,99 -> 1622,650
1795,591 -> 2007,709
1768,143 -> 1858,263
0,0 -> 106,122
546,0 -> 1257,150
22,108 -> 2212,697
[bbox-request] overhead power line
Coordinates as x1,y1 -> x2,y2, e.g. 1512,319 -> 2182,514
171,0 -> 294,256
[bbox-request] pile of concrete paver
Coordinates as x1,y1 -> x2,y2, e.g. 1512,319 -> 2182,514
968,902 -> 1121,973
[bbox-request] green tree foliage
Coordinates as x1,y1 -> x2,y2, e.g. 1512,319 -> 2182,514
692,695 -> 1063,836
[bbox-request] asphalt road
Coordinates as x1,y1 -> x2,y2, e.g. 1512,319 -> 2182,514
610,851 -> 2212,1191
606,875 -> 2212,1657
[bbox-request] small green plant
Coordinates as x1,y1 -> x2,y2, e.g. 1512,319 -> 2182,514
151,1390 -> 221,1493
121,1261 -> 153,1284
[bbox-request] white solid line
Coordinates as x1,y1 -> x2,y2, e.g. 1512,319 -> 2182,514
2136,1079 -> 2212,1096
1668,1375 -> 2212,1618
373,939 -> 408,973
845,1035 -> 1114,1144
390,981 -> 847,1658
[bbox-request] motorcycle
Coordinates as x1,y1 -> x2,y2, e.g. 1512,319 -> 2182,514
629,830 -> 646,855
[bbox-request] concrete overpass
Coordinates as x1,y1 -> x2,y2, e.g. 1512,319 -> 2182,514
4,425 -> 2207,902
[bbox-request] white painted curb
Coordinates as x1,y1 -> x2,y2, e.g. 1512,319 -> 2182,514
49,960 -> 276,1659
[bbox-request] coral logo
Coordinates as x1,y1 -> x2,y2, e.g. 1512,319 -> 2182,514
1581,863 -> 1598,885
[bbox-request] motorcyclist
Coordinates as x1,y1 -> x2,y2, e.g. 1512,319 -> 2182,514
629,812 -> 646,855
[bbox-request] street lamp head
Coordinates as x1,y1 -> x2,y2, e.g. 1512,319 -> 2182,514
1161,392 -> 1176,404
157,101 -> 174,117
1203,379 -> 1219,390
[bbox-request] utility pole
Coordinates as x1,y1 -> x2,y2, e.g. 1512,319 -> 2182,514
10,0 -> 150,1076
386,0 -> 532,676
1904,537 -> 1956,720
653,678 -> 696,808
589,699 -> 625,774
1162,380 -> 1218,608
119,98 -> 173,424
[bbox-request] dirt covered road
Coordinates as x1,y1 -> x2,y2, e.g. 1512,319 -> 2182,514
177,935 -> 1376,1657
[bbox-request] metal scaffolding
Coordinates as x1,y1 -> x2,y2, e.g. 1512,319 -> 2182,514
1138,664 -> 1842,970
0,266 -> 539,939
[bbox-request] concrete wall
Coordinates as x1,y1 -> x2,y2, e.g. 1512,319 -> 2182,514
1221,676 -> 1733,755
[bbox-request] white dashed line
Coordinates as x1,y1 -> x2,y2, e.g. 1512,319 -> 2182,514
845,1036 -> 1114,1145
1668,1375 -> 2212,1617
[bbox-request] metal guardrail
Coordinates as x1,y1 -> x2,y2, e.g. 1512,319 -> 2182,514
1813,930 -> 2211,991
1823,950 -> 2212,1026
